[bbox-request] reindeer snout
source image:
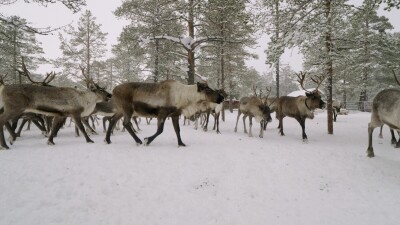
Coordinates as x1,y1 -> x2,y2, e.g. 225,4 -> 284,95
320,100 -> 326,109
216,95 -> 224,104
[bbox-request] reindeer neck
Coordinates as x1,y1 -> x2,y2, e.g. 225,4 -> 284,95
305,98 -> 312,111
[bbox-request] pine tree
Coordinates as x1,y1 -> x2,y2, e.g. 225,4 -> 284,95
0,16 -> 46,84
56,10 -> 108,83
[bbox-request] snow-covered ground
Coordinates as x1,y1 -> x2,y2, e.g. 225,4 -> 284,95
1,110 -> 400,225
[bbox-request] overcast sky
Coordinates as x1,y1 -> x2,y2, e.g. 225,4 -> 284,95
1,0 -> 399,75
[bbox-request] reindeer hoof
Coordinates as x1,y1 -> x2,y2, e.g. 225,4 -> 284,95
104,139 -> 111,144
0,145 -> 10,150
259,135 -> 263,138
143,138 -> 149,146
303,139 -> 309,143
47,141 -> 55,145
367,148 -> 375,158
178,143 -> 186,147
203,128 -> 208,132
87,140 -> 94,143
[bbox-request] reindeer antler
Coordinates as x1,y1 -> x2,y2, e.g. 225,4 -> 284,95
252,84 -> 258,96
310,75 -> 325,90
19,57 -> 55,86
296,71 -> 308,91
392,69 -> 400,86
265,87 -> 272,99
80,66 -> 93,88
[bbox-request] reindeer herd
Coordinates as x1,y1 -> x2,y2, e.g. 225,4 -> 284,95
0,61 -> 399,158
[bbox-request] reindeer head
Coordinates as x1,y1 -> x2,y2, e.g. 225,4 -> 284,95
297,71 -> 326,110
80,66 -> 112,102
197,82 -> 225,104
259,104 -> 272,123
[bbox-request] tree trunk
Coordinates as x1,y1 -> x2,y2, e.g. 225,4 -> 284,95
154,39 -> 160,83
274,0 -> 280,98
187,0 -> 195,85
325,0 -> 333,134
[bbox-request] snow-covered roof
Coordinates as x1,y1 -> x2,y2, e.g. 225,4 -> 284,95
287,88 -> 324,97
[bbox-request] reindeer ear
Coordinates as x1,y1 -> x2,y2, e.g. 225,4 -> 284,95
306,92 -> 312,98
197,82 -> 207,91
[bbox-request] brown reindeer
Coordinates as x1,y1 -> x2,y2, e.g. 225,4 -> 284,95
0,67 -> 111,149
276,71 -> 326,141
234,96 -> 272,138
367,69 -> 400,157
105,80 -> 225,146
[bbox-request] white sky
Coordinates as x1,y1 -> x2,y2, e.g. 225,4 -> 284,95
1,0 -> 399,74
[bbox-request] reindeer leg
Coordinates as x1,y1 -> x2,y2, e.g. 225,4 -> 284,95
0,125 -> 9,150
172,116 -> 185,147
248,116 -> 253,137
133,116 -> 141,131
47,116 -> 64,145
73,116 -> 94,143
31,119 -> 47,136
26,120 -> 31,131
367,123 -> 376,157
215,113 -> 221,134
279,117 -> 285,136
234,110 -> 241,132
194,114 -> 199,130
259,119 -> 264,138
243,115 -> 248,134
83,117 -> 97,135
122,112 -> 142,145
5,121 -> 17,144
16,119 -> 28,137
378,125 -> 384,138
75,125 -> 80,137
296,117 -> 308,141
105,114 -> 121,144
203,111 -> 210,132
389,129 -> 397,145
144,115 -> 167,146
103,117 -> 108,133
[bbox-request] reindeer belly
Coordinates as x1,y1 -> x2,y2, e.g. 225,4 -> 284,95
132,101 -> 178,118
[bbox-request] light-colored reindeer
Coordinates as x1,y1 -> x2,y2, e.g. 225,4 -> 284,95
367,69 -> 400,157
234,89 -> 272,138
105,80 -> 225,146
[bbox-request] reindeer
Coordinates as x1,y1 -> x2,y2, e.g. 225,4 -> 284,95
234,95 -> 272,138
105,80 -> 225,146
276,71 -> 326,141
332,99 -> 345,122
194,89 -> 227,133
0,67 -> 111,149
367,69 -> 400,157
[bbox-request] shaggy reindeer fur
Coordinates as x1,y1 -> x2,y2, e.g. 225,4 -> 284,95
0,84 -> 111,149
105,80 -> 224,146
276,90 -> 326,141
234,96 -> 272,138
367,88 -> 400,157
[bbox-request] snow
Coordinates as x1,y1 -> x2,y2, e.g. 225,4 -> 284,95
1,111 -> 400,225
288,88 -> 325,97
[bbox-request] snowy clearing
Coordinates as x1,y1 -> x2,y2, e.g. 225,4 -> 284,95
1,111 -> 400,225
